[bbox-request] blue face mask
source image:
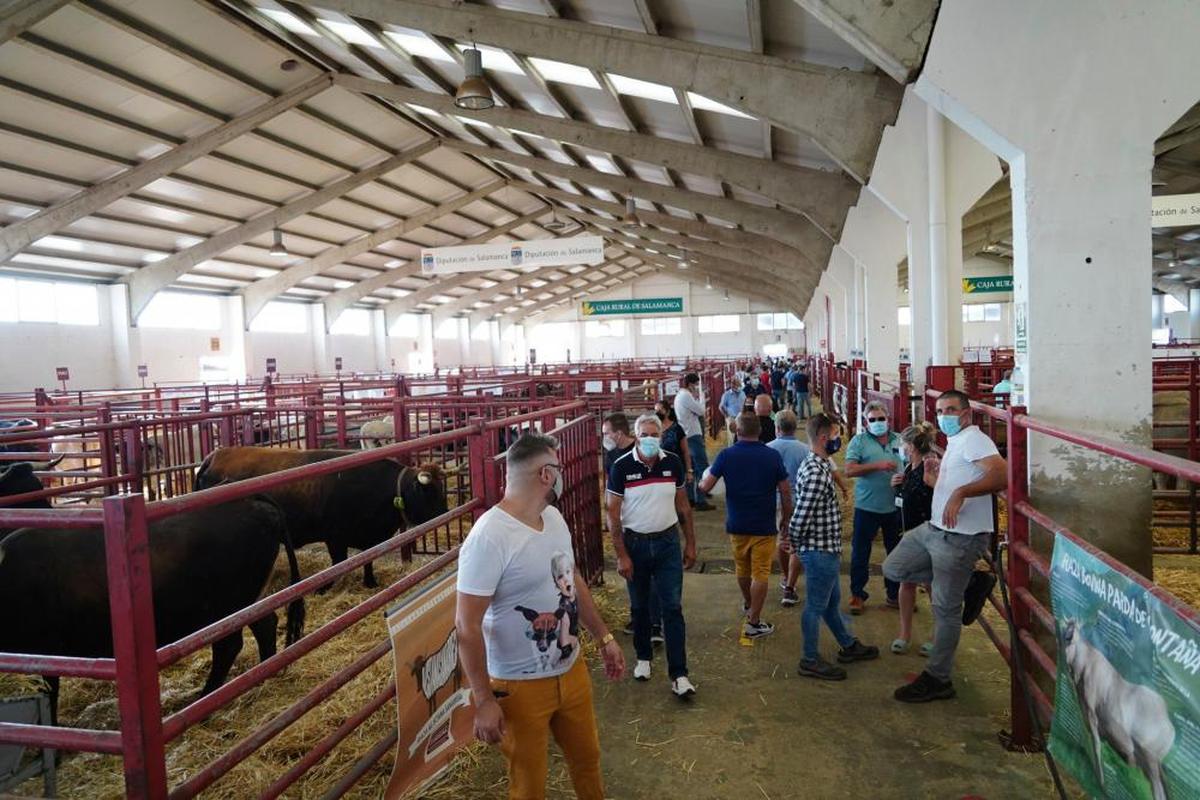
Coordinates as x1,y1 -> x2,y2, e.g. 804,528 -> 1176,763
638,436 -> 661,458
938,414 -> 963,437
867,420 -> 889,437
825,437 -> 841,456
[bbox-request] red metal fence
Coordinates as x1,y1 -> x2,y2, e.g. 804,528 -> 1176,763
0,401 -> 604,798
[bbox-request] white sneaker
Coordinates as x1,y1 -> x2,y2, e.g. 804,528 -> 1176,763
672,676 -> 697,698
634,660 -> 652,681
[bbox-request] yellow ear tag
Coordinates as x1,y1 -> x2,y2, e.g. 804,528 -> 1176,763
394,496 -> 405,510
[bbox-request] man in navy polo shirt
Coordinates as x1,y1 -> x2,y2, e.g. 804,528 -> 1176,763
607,413 -> 698,698
697,412 -> 793,639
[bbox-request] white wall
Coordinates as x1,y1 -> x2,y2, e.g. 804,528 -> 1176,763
896,255 -> 1013,354
531,273 -> 806,361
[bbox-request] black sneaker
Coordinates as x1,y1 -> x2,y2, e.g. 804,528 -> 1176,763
694,502 -> 716,512
836,639 -> 880,663
622,619 -> 634,636
962,570 -> 997,625
651,625 -> 665,644
780,586 -> 799,607
798,658 -> 847,681
894,670 -> 956,703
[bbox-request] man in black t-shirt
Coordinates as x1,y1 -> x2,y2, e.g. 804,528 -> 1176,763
755,394 -> 776,444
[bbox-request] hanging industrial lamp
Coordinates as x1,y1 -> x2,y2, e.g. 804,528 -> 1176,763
677,250 -> 689,269
620,197 -> 640,229
544,207 -> 572,232
269,228 -> 288,257
723,288 -> 730,300
705,278 -> 712,290
455,47 -> 494,110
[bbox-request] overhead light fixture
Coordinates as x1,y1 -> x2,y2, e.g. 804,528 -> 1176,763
705,278 -> 712,290
269,229 -> 288,257
455,47 -> 494,110
621,197 -> 640,229
723,288 -> 730,300
544,208 -> 574,232
677,250 -> 689,269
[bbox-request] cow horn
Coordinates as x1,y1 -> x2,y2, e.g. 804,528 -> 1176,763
417,471 -> 431,485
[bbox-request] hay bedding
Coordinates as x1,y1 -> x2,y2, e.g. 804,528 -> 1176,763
11,546 -> 450,799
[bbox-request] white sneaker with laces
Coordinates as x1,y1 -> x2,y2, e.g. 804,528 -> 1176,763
634,660 -> 652,681
672,676 -> 697,698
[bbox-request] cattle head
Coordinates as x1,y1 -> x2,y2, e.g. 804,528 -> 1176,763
396,463 -> 450,526
0,461 -> 50,537
515,605 -> 565,652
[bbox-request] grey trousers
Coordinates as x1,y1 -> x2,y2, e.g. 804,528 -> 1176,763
882,523 -> 990,680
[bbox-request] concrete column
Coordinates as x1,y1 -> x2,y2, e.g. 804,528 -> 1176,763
827,247 -> 857,358
916,0 -> 1200,575
311,305 -> 327,375
1189,289 -> 1200,340
927,104 -> 951,364
842,190 -> 906,377
1151,294 -> 1165,331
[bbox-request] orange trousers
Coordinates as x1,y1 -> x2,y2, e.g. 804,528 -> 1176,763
489,657 -> 604,800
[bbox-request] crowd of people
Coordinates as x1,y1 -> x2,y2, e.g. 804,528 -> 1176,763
454,358 -> 1007,798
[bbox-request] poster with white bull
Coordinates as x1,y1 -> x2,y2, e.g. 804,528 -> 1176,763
1049,535 -> 1200,800
385,572 -> 475,799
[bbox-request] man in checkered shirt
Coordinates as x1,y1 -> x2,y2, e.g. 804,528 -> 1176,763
785,413 -> 879,680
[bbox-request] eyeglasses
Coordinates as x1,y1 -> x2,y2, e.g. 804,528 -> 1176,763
867,416 -> 888,423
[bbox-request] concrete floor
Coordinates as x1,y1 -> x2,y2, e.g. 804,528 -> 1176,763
435,462 -> 1062,799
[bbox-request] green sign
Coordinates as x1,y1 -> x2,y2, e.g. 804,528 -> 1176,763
580,297 -> 683,316
962,276 -> 1013,293
1049,535 -> 1200,799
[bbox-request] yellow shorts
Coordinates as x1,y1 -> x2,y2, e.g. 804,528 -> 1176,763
729,534 -> 775,582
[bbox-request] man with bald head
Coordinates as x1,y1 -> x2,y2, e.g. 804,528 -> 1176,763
755,393 -> 776,444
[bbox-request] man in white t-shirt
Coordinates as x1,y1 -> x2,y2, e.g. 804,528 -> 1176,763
883,390 -> 1006,703
457,432 -> 625,800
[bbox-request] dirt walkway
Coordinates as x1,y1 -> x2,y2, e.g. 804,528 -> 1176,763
431,438 -> 1059,799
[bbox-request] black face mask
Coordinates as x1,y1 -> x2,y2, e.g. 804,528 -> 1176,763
656,412 -> 667,422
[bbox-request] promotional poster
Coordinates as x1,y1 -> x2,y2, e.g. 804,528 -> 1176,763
384,573 -> 476,799
1049,535 -> 1200,800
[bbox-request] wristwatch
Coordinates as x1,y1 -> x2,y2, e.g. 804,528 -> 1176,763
599,632 -> 615,647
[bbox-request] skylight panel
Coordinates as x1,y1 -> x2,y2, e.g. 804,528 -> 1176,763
260,8 -> 317,36
528,58 -> 601,89
383,29 -> 455,62
320,19 -> 382,48
584,154 -> 622,175
454,44 -> 524,75
687,92 -> 755,119
406,104 -> 444,121
454,115 -> 495,129
608,74 -> 677,104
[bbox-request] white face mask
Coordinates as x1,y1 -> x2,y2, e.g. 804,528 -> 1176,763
550,469 -> 564,503
602,434 -> 616,451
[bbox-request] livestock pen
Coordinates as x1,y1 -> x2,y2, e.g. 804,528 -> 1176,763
0,400 -> 602,798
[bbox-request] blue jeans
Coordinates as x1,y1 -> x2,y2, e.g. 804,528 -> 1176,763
686,434 -> 709,505
624,528 -> 688,678
850,508 -> 902,603
800,550 -> 855,662
795,392 -> 812,417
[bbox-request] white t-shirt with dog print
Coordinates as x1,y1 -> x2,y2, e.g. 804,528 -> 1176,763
457,505 -> 580,680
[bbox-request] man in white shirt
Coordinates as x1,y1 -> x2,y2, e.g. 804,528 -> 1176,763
673,372 -> 713,510
457,432 -> 625,799
882,390 -> 1005,703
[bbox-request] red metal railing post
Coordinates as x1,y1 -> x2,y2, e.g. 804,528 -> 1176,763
101,493 -> 168,799
124,424 -> 144,496
98,403 -> 117,496
1189,360 -> 1199,462
1005,405 -> 1034,748
335,396 -> 347,448
466,419 -> 497,519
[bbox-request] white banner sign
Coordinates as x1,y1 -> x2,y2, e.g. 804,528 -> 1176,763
1152,193 -> 1200,228
420,236 -> 605,275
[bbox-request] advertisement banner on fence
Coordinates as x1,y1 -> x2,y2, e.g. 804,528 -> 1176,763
1049,535 -> 1200,800
420,236 -> 605,275
385,572 -> 475,799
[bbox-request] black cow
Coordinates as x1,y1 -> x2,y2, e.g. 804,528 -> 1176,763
0,461 -> 51,539
0,497 -> 305,722
194,447 -> 449,587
